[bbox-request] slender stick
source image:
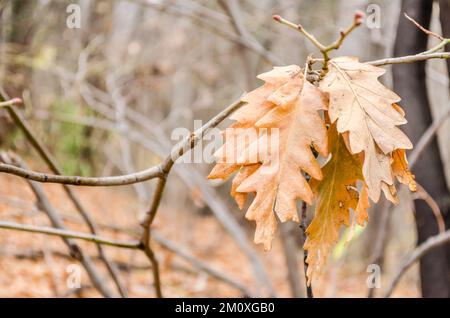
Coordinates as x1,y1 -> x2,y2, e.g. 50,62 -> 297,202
0,221 -> 140,249
0,98 -> 245,187
367,52 -> 449,66
299,201 -> 313,298
0,162 -> 164,186
273,15 -> 326,51
423,39 -> 450,54
139,177 -> 167,298
273,11 -> 363,71
384,230 -> 450,297
403,13 -> 444,41
412,183 -> 446,234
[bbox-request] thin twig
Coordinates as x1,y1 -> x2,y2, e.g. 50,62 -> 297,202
404,13 -> 444,41
0,221 -> 140,249
412,183 -> 446,234
367,52 -> 450,66
323,11 -> 363,52
423,39 -> 450,54
139,177 -> 166,298
0,163 -> 164,186
299,201 -> 313,298
273,15 -> 326,51
0,98 -> 245,186
384,230 -> 450,297
273,11 -> 363,71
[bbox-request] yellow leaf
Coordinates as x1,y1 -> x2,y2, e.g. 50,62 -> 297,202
304,125 -> 368,284
320,56 -> 412,203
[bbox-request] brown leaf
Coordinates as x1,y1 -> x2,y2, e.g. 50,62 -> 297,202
320,56 -> 412,202
208,65 -> 301,180
230,164 -> 259,209
236,77 -> 328,250
209,65 -> 329,250
305,125 -> 368,284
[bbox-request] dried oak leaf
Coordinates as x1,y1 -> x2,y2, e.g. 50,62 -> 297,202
208,65 -> 301,181
231,164 -> 260,210
209,65 -> 329,250
235,76 -> 329,250
305,124 -> 369,284
320,56 -> 412,203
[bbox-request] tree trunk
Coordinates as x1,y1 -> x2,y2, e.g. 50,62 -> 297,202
393,0 -> 450,298
439,0 -> 450,285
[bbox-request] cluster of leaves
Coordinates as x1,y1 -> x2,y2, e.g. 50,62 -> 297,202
208,56 -> 416,284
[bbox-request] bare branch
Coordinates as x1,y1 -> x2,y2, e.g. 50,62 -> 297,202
0,161 -> 164,186
299,201 -> 313,298
0,221 -> 140,249
273,15 -> 326,51
273,11 -> 363,71
0,98 -> 244,186
384,230 -> 450,297
323,11 -> 364,52
367,52 -> 450,66
423,39 -> 450,54
412,183 -> 446,234
140,177 -> 166,298
404,13 -> 444,41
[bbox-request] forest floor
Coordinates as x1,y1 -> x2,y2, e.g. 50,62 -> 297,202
0,174 -> 420,298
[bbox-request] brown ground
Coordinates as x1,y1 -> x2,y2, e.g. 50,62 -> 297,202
0,174 -> 419,298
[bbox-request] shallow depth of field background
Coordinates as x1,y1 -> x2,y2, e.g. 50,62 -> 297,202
0,0 -> 448,297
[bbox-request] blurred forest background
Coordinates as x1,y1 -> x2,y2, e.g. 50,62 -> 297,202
0,0 -> 449,298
